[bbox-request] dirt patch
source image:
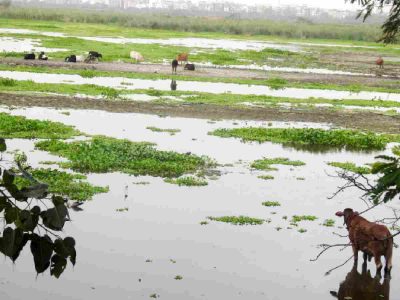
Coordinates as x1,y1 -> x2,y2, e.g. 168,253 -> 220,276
1,58 -> 399,90
1,92 -> 399,134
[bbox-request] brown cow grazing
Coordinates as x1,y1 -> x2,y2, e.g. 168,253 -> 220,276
176,53 -> 188,65
172,59 -> 178,74
336,208 -> 393,276
376,56 -> 384,69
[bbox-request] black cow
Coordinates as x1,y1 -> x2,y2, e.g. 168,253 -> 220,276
172,59 -> 178,74
184,63 -> 195,71
38,52 -> 48,61
88,51 -> 102,59
24,53 -> 35,60
65,55 -> 77,63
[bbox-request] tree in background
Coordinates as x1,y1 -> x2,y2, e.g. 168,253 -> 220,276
0,0 -> 12,8
349,0 -> 400,43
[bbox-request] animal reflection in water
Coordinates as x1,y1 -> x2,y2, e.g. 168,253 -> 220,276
331,264 -> 390,300
170,79 -> 177,91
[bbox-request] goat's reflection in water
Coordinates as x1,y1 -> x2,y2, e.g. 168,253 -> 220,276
170,79 -> 177,91
331,263 -> 390,300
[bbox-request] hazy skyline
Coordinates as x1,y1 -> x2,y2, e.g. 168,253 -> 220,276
219,0 -> 359,10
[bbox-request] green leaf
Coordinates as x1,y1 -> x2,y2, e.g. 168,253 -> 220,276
16,210 -> 39,232
3,170 -> 15,185
50,254 -> 67,278
20,183 -> 48,199
0,227 -> 28,262
5,206 -> 18,224
40,204 -> 69,231
0,138 -> 6,152
0,196 -> 9,213
30,234 -> 53,274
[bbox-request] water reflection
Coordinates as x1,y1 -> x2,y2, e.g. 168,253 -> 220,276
170,79 -> 177,91
331,264 -> 390,300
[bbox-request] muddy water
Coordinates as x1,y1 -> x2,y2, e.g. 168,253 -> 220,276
1,70 -> 400,102
0,107 -> 399,300
0,36 -> 67,53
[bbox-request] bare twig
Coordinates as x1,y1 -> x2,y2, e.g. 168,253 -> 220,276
310,243 -> 351,262
325,255 -> 354,276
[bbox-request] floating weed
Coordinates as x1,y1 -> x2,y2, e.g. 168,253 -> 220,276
252,157 -> 305,171
275,227 -> 283,231
298,228 -> 307,233
200,221 -> 209,225
35,136 -> 212,178
146,259 -> 153,263
296,177 -> 306,180
60,111 -> 71,116
170,259 -> 177,264
207,216 -> 264,225
210,128 -> 398,151
146,126 -> 181,135
327,162 -> 371,174
132,181 -> 150,185
174,275 -> 183,280
14,168 -> 108,201
262,201 -> 281,207
258,175 -> 275,180
292,215 -> 318,223
323,219 -> 336,227
149,293 -> 159,299
164,176 -> 208,186
116,207 -> 129,212
39,161 -> 58,165
0,112 -> 80,139
282,216 -> 288,220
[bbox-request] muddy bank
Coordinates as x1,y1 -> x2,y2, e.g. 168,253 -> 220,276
1,92 -> 399,133
1,58 -> 399,90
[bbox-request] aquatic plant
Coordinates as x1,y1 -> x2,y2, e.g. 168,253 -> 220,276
0,78 -> 17,87
210,127 -> 397,151
35,136 -> 211,178
323,219 -> 336,227
252,157 -> 306,171
0,112 -> 80,139
291,215 -> 318,223
100,87 -> 120,99
174,275 -> 183,280
258,175 -> 275,180
207,216 -> 264,225
14,168 -> 108,201
328,162 -> 371,174
146,126 -> 181,135
262,201 -> 281,207
164,176 -> 208,186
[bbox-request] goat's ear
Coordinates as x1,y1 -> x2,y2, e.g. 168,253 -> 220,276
335,211 -> 344,217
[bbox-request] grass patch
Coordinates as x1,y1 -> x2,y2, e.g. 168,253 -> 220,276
252,157 -> 305,170
0,112 -> 80,139
164,176 -> 208,186
174,275 -> 183,280
207,216 -> 264,225
210,127 -> 399,151
258,175 -> 275,180
291,215 -> 318,223
323,219 -> 336,227
146,126 -> 181,135
327,162 -> 371,174
262,201 -> 281,207
14,168 -> 109,201
0,78 -> 17,87
34,136 -> 211,178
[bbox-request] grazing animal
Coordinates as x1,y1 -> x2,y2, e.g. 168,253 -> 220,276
171,59 -> 178,74
176,52 -> 188,65
170,79 -> 177,91
38,52 -> 48,61
130,51 -> 144,63
184,63 -> 195,71
376,56 -> 384,69
335,208 -> 393,276
330,264 -> 390,300
65,55 -> 77,63
76,55 -> 84,62
24,53 -> 35,60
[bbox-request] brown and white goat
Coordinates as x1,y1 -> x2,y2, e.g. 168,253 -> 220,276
336,208 -> 393,275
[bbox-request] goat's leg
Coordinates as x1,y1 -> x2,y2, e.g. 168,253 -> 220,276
352,245 -> 359,264
375,255 -> 383,277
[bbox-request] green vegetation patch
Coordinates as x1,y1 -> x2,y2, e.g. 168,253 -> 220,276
14,168 -> 109,201
291,215 -> 318,223
252,157 -> 305,170
164,176 -> 208,186
262,201 -> 281,207
35,136 -> 211,178
207,216 -> 264,225
210,127 -> 398,151
0,112 -> 80,139
146,126 -> 181,135
327,162 -> 371,174
258,175 -> 275,180
323,219 -> 336,227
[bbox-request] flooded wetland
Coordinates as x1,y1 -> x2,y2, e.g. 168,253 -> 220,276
0,8 -> 400,300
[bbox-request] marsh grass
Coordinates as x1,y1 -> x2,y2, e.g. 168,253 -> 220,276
210,127 -> 398,151
0,112 -> 80,139
262,201 -> 281,207
35,136 -> 212,178
0,78 -> 17,86
14,168 -> 109,201
327,161 -> 371,174
207,216 -> 264,225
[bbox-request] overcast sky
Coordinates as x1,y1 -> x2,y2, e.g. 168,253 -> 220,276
217,0 -> 360,10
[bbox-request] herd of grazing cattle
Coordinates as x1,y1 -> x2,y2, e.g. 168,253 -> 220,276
23,50 -> 195,73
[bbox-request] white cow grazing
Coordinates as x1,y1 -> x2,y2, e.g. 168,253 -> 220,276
130,51 -> 144,63
76,55 -> 85,62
